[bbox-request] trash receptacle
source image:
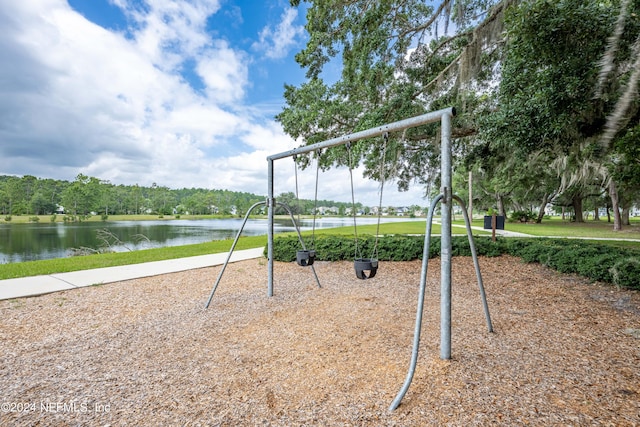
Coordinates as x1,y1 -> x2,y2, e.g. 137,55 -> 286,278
483,215 -> 505,230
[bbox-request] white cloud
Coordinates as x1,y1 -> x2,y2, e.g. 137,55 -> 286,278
196,41 -> 248,104
0,0 -> 430,208
120,0 -> 222,69
254,7 -> 304,59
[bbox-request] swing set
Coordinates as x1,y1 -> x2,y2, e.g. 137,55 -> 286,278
205,107 -> 493,411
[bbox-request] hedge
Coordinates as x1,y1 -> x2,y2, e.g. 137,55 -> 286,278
268,234 -> 640,290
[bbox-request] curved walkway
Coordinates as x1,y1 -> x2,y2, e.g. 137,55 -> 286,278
0,247 -> 265,301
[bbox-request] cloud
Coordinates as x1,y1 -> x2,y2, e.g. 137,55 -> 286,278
118,0 -> 222,69
0,1 -> 252,182
196,41 -> 248,104
0,0 -> 430,207
254,7 -> 304,59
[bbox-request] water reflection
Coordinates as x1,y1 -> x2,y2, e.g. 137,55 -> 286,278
0,217 -> 421,263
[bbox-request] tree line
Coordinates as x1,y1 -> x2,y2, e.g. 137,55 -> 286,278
0,174 -> 361,219
279,0 -> 640,230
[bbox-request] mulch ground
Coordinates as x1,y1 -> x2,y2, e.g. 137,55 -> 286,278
1,255 -> 639,426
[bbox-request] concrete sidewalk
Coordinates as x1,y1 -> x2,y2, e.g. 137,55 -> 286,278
0,247 -> 265,301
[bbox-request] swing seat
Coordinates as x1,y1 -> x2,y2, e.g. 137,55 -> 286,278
296,250 -> 316,267
354,258 -> 378,279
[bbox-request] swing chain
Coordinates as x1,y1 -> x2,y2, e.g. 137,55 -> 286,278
292,154 -> 302,233
346,142 -> 362,260
372,132 -> 388,260
311,149 -> 321,249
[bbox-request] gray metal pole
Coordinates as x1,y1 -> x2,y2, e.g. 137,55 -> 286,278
440,111 -> 453,360
205,201 -> 267,308
389,194 -> 443,411
267,108 -> 455,162
267,158 -> 275,297
452,195 -> 493,333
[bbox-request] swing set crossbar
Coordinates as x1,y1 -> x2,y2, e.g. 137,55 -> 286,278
267,107 -> 454,162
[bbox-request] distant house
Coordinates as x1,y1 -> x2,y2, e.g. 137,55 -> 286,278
55,204 -> 65,214
318,206 -> 339,215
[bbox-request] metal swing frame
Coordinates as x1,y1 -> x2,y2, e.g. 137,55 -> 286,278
266,107 -> 493,410
204,200 -> 320,309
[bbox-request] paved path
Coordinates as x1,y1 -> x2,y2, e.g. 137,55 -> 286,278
0,247 -> 265,301
441,221 -> 534,237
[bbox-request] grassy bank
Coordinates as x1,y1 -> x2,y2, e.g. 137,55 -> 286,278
2,218 -> 638,280
0,236 -> 268,280
0,221 -> 442,280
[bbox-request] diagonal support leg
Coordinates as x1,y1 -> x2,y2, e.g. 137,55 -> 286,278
389,194 -> 494,410
205,201 -> 267,308
389,194 -> 442,411
452,195 -> 493,332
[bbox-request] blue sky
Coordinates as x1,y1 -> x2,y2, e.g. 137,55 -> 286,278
0,0 -> 430,206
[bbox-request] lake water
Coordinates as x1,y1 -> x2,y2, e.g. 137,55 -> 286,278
0,217 -> 422,263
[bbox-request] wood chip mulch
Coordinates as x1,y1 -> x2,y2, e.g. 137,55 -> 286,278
1,255 -> 639,426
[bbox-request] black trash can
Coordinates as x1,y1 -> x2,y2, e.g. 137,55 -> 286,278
483,215 -> 505,230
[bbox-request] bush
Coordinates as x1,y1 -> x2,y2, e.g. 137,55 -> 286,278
271,234 -> 640,290
29,216 -> 40,223
4,215 -> 11,222
610,258 -> 640,290
510,210 -> 537,223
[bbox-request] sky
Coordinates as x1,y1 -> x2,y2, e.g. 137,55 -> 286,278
0,0 -> 431,207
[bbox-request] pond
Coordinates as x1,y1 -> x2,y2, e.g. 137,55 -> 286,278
0,217 -> 421,263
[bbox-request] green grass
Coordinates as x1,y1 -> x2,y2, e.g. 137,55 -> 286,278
0,220 -> 452,280
0,236 -> 267,280
514,218 -> 640,239
313,221 -> 440,235
2,217 -> 638,280
458,216 -> 640,240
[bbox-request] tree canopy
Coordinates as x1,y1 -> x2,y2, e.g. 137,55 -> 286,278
278,0 -> 640,226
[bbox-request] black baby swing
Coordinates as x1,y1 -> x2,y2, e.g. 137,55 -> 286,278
292,151 -> 320,267
347,133 -> 388,280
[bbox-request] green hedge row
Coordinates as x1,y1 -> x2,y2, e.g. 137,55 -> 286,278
269,235 -> 640,290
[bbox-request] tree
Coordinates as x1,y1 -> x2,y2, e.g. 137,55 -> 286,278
61,174 -> 99,218
480,0 -> 639,226
279,0 -> 514,193
30,190 -> 56,215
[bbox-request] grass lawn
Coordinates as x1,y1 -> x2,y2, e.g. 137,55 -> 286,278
0,221 -> 444,280
1,217 -> 637,280
459,216 -> 640,240
0,236 -> 268,280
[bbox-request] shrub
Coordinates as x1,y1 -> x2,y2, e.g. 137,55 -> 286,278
610,258 -> 640,290
271,234 -> 640,290
50,214 -> 57,222
510,210 -> 537,223
4,215 -> 11,222
29,216 -> 40,223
